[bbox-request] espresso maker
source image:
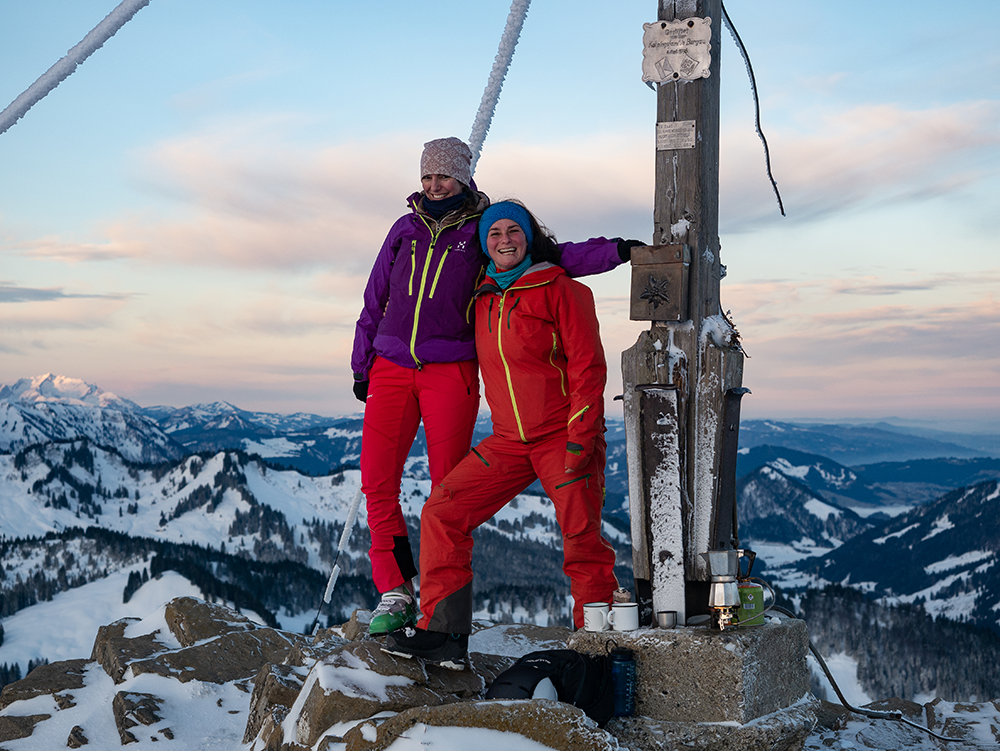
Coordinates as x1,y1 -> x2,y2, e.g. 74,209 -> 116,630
700,549 -> 756,631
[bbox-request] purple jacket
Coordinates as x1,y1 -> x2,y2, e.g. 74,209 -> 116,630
352,191 -> 622,378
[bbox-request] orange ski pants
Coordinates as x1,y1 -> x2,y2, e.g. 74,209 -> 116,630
417,431 -> 617,633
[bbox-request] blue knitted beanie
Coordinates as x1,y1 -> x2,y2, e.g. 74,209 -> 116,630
479,201 -> 534,252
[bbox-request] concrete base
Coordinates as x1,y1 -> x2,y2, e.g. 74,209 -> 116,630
567,613 -> 811,724
605,697 -> 820,751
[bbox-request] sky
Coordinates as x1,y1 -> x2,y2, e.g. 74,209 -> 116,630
1,1 -> 998,431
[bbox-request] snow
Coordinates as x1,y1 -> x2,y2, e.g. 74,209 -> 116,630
873,523 -> 920,544
315,651 -> 413,701
923,550 -> 993,575
3,591 -> 1000,750
0,568 -> 203,670
848,504 -> 913,519
769,458 -> 810,480
0,663 -> 249,750
808,651 -> 873,707
1,373 -> 137,410
804,498 -> 842,521
382,725 -> 560,751
469,622 -> 569,658
921,514 -> 955,541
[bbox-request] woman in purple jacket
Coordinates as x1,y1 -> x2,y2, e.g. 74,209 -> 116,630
352,137 -> 640,634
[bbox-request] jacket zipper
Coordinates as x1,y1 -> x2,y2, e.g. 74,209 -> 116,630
556,473 -> 591,490
428,245 -> 451,298
408,215 -> 468,367
505,297 -> 520,328
408,240 -> 417,296
496,290 -> 527,442
549,333 -> 567,396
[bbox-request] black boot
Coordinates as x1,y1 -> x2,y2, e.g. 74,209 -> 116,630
382,626 -> 469,671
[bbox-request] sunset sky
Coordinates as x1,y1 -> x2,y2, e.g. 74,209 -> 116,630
2,1 -> 998,431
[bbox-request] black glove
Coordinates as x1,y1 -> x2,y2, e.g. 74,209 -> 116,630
353,380 -> 369,403
617,239 -> 645,262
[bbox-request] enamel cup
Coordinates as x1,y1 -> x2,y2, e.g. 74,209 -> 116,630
583,602 -> 611,632
608,602 -> 639,632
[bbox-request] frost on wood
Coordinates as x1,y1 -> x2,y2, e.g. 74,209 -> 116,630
649,405 -> 686,617
700,313 -> 740,353
468,0 -> 531,174
0,0 -> 152,136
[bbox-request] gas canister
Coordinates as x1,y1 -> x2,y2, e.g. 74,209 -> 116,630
737,582 -> 765,626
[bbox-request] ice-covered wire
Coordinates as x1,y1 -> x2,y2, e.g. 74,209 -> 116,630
720,1 -> 785,217
0,0 -> 152,137
468,0 -> 532,176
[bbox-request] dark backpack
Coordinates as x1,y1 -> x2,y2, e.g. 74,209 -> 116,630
484,649 -> 614,727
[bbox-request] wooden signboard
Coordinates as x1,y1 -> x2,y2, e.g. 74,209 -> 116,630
629,243 -> 690,322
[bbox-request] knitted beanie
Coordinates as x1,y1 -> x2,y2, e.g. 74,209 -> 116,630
420,137 -> 473,187
479,201 -> 535,252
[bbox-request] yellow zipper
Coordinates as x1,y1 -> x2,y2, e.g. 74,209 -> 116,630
496,290 -> 527,442
429,245 -> 451,298
409,235 -> 437,366
408,240 -> 417,296
568,405 -> 591,428
408,212 -> 473,367
549,333 -> 567,396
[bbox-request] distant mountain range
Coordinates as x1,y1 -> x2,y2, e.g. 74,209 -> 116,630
739,419 -> 1000,464
3,373 -> 999,701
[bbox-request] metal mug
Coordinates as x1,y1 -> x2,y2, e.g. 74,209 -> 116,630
656,610 -> 677,629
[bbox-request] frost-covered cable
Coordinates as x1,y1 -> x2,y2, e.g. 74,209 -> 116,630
720,1 -> 785,217
0,0 -> 152,137
468,0 -> 532,176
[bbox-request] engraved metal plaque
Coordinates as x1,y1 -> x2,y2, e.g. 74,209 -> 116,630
656,120 -> 696,150
641,17 -> 712,83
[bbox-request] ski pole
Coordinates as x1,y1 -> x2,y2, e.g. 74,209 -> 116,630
308,483 -> 364,635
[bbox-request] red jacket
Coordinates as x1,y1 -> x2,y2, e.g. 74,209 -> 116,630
474,263 -> 606,469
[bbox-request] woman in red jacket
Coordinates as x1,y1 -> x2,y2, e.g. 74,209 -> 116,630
384,200 -> 619,669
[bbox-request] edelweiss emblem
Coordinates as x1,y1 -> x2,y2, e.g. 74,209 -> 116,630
640,275 -> 672,309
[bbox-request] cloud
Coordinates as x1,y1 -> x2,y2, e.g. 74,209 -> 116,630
720,100 -> 1000,230
15,236 -> 141,263
0,282 -> 129,303
11,97 -> 997,276
718,273 -> 1000,422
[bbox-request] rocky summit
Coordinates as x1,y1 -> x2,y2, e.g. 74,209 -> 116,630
0,596 -> 998,750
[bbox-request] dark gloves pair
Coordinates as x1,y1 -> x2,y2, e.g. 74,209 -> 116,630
616,239 -> 645,262
353,379 -> 369,403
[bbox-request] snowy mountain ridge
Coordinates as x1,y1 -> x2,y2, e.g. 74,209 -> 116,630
0,375 -> 179,464
0,373 -> 139,411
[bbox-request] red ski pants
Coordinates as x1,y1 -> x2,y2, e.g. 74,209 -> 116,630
360,356 -> 480,593
417,431 -> 617,633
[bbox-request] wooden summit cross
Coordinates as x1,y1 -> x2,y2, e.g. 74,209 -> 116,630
623,0 -> 747,626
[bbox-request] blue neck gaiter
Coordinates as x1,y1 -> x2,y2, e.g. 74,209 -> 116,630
487,254 -> 533,290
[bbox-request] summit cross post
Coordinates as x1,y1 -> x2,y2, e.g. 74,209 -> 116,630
623,0 -> 746,627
